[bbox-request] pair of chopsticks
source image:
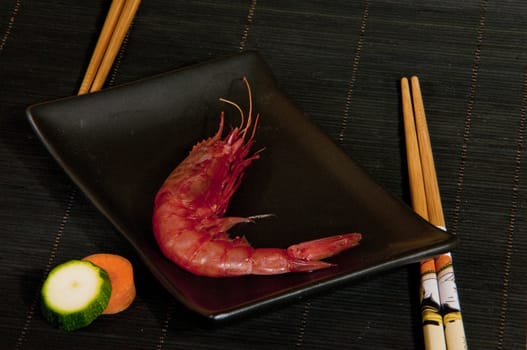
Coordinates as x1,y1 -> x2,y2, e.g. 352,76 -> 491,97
401,77 -> 467,350
78,0 -> 141,95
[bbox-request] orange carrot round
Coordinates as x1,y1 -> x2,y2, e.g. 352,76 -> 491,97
82,253 -> 136,315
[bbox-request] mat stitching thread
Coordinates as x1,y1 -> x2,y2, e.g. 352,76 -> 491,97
108,31 -> 131,87
450,0 -> 487,235
496,66 -> 527,350
338,0 -> 370,144
15,189 -> 77,349
295,301 -> 311,348
156,302 -> 174,350
239,0 -> 257,52
0,0 -> 21,52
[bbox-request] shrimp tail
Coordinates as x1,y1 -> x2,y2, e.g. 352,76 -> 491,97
250,249 -> 334,275
250,233 -> 362,275
287,233 -> 362,261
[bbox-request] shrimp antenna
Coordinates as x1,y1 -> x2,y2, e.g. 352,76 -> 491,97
219,97 -> 245,130
250,113 -> 260,141
218,77 -> 254,140
242,76 -> 253,138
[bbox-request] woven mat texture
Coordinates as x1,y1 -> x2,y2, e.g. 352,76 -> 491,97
1,1 -> 525,349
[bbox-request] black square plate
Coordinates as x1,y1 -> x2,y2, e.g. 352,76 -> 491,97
27,51 -> 457,321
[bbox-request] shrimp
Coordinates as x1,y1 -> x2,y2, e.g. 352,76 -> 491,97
152,77 -> 361,277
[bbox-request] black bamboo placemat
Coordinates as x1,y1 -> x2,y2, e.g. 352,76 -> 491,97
1,1 -> 525,349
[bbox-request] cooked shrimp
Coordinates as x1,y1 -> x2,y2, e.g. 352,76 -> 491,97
152,77 -> 361,277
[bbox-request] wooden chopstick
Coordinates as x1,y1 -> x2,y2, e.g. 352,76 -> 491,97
408,76 -> 468,350
402,77 -> 468,350
78,0 -> 125,95
78,0 -> 141,95
409,77 -> 446,227
402,77 -> 447,350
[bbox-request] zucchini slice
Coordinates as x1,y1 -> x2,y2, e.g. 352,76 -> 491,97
41,260 -> 111,331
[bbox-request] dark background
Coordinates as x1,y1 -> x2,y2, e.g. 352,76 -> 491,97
1,1 -> 525,349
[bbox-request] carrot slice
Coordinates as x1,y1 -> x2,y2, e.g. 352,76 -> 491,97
82,253 -> 136,315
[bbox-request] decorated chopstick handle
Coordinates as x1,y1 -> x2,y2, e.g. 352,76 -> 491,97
420,259 -> 447,350
436,252 -> 468,350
